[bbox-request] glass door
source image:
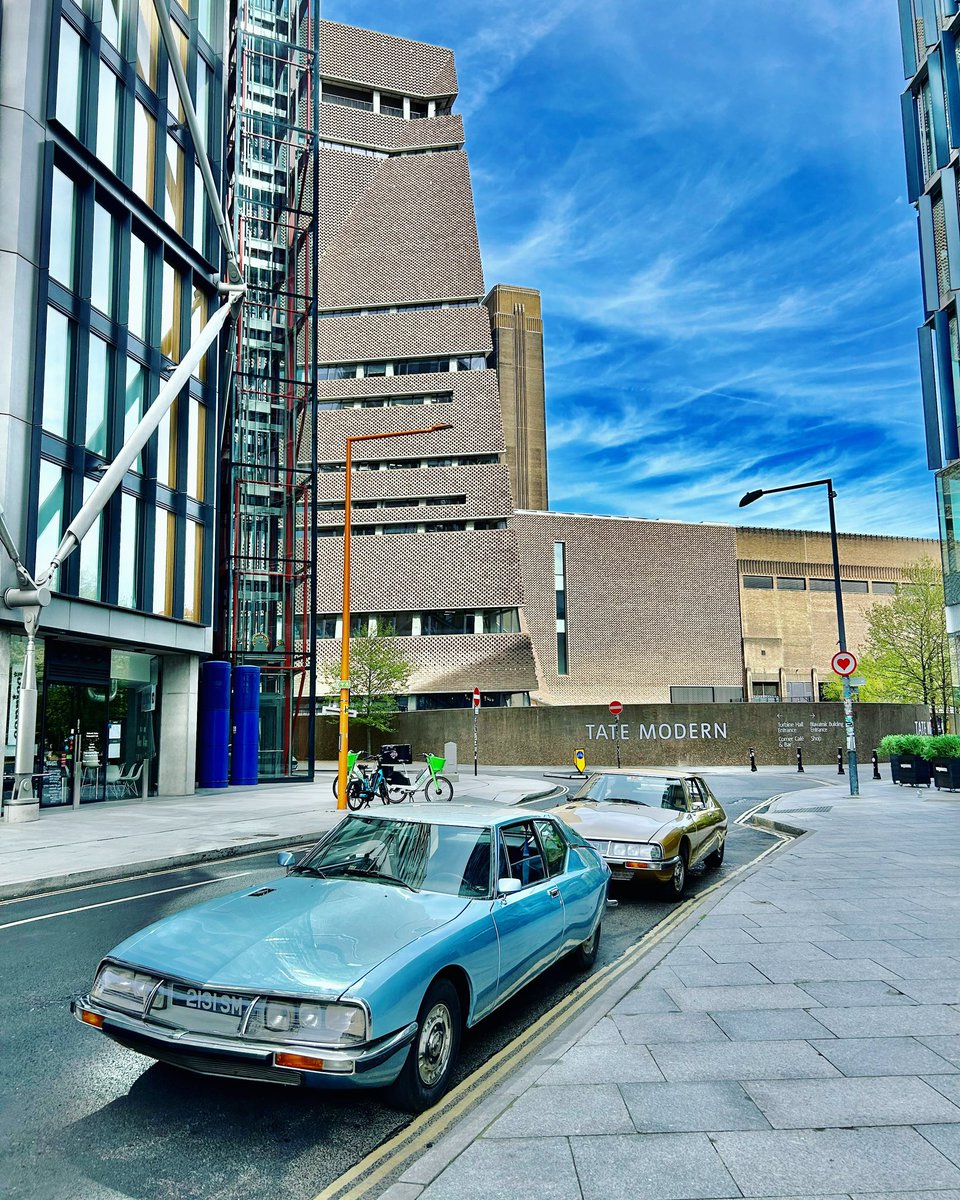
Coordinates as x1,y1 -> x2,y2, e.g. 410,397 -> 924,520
41,682 -> 110,805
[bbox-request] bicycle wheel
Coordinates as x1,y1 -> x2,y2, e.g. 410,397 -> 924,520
387,786 -> 407,804
346,781 -> 368,811
424,775 -> 453,802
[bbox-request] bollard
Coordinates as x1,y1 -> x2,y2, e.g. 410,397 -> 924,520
749,747 -> 757,773
837,747 -> 844,775
796,747 -> 804,773
872,751 -> 881,781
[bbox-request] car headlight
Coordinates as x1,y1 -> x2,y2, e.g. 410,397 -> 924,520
610,842 -> 662,861
90,963 -> 159,1014
245,998 -> 368,1047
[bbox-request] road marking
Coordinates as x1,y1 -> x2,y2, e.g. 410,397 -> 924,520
0,872 -> 253,931
312,831 -> 792,1200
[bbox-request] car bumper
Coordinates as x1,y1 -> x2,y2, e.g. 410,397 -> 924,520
71,995 -> 415,1089
604,855 -> 679,883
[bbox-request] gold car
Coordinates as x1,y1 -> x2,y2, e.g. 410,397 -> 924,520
555,770 -> 728,898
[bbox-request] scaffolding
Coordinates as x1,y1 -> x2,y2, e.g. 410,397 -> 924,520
221,0 -> 318,779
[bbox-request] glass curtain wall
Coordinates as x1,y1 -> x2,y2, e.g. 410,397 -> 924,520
221,0 -> 318,779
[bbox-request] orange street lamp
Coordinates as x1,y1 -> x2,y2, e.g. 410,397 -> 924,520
336,423 -> 453,809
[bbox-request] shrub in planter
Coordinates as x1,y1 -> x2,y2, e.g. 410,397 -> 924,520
878,734 -> 932,786
923,735 -> 960,790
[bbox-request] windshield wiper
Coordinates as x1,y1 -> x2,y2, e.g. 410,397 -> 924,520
294,855 -> 369,878
341,866 -> 418,892
599,797 -> 650,806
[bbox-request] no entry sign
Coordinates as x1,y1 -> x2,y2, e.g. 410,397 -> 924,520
831,651 -> 858,676
609,700 -> 623,717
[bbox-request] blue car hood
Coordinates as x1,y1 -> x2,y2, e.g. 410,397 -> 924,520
109,875 -> 469,997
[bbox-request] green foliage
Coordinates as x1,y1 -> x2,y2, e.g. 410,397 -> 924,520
862,558 -> 949,707
897,733 -> 928,758
921,734 -> 960,761
877,734 -> 908,758
820,666 -> 896,703
321,626 -> 412,752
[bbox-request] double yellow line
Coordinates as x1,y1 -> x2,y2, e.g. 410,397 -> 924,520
313,831 -> 789,1200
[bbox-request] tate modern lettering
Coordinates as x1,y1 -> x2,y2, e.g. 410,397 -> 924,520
585,722 -> 729,742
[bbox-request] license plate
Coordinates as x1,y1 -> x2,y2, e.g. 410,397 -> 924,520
172,988 -> 248,1017
609,869 -> 633,880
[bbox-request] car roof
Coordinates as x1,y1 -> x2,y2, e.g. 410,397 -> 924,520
342,802 -> 549,829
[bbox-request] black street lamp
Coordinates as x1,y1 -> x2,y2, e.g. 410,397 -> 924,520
739,477 -> 860,797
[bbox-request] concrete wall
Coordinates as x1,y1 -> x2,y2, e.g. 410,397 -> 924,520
300,702 -> 928,768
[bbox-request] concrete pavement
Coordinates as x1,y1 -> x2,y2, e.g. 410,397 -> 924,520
380,769 -> 960,1200
0,763 -> 560,901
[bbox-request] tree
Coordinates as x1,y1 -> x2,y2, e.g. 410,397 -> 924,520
855,557 -> 950,719
321,626 -> 412,752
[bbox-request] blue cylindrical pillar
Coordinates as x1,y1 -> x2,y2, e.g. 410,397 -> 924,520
197,661 -> 231,788
231,665 -> 260,786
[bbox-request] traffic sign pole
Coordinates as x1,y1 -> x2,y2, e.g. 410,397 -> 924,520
472,687 -> 481,776
609,701 -> 623,769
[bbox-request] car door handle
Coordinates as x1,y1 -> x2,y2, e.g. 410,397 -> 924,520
548,886 -> 560,897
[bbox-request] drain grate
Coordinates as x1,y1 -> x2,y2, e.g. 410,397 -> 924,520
777,805 -> 833,814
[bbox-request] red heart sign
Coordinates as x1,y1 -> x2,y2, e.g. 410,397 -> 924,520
831,650 -> 858,676
836,656 -> 851,672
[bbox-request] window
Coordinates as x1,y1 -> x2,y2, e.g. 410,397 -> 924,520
166,24 -> 188,122
136,0 -> 160,91
187,398 -> 206,500
117,493 -> 139,608
183,520 -> 203,622
156,396 -> 177,488
382,615 -> 413,636
133,102 -> 156,205
35,461 -> 65,579
161,259 -> 181,361
787,681 -> 814,702
777,577 -> 805,591
128,235 -> 149,340
670,686 -> 715,703
42,309 -> 73,439
421,610 -> 473,636
454,355 -> 486,371
86,334 -> 111,456
315,616 -> 337,639
872,581 -> 898,595
49,170 -> 78,291
350,614 -> 372,637
752,682 -> 779,701
165,136 -> 185,234
499,822 -> 547,887
322,83 -> 374,111
124,360 -> 145,471
56,21 -> 84,138
317,364 -> 359,380
554,542 -> 568,675
743,575 -> 774,589
96,65 -> 121,173
840,580 -> 869,594
395,358 -> 448,375
153,508 -> 174,615
533,820 -> 566,877
91,204 -> 117,317
100,0 -> 124,49
810,578 -> 835,592
78,478 -> 103,601
380,94 -> 403,117
482,608 -> 520,634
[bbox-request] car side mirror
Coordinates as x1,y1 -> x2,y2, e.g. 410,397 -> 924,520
277,851 -> 297,868
497,877 -> 522,896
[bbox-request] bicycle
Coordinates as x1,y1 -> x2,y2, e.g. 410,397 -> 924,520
384,754 -> 453,804
332,750 -> 364,800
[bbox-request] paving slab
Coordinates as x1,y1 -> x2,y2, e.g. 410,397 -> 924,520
704,943 -> 834,965
415,1137 -> 582,1200
709,1008 -> 839,1042
811,1037 -> 960,1077
483,1084 -> 634,1138
612,1012 -> 727,1045
757,959 -> 897,984
796,981 -> 918,1008
579,1017 -> 624,1045
609,986 -> 681,1015
741,1076 -> 960,1128
810,1005 -> 960,1038
619,1080 -> 771,1132
666,983 -> 821,1011
535,1042 -> 664,1085
922,1037 -> 960,1068
894,981 -> 960,1004
671,961 -> 771,987
712,1127 -> 960,1195
646,1039 -> 841,1082
570,1132 -> 740,1200
920,1123 -> 960,1169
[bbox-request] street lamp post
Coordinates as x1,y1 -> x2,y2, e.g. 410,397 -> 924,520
335,424 -> 452,810
739,477 -> 860,797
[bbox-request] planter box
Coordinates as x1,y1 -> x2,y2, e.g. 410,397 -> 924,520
895,755 -> 932,787
933,758 -> 960,791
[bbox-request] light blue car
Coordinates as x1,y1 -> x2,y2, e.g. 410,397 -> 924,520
73,803 -> 611,1110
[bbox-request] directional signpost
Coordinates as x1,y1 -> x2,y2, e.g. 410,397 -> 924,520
609,700 -> 623,768
472,687 -> 481,776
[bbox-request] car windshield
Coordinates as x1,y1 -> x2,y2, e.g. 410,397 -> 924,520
296,817 -> 493,898
575,774 -> 688,811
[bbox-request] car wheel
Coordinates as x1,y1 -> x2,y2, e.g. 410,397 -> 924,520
706,837 -> 725,869
571,921 -> 602,970
390,979 -> 461,1113
662,847 -> 688,899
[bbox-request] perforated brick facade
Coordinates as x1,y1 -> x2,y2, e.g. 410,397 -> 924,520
320,21 -> 458,97
317,305 -> 492,364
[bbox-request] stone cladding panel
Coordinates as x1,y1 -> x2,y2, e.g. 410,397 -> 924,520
317,306 -> 492,364
736,526 -> 939,569
314,529 -> 525,612
316,152 -> 485,307
320,20 -> 458,97
512,512 -> 744,705
316,633 -> 538,692
318,105 -> 464,151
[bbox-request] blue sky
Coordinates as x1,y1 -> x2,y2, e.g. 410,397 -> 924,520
325,0 -> 937,538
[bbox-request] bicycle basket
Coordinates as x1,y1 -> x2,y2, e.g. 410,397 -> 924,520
346,750 -> 360,774
425,753 -> 446,775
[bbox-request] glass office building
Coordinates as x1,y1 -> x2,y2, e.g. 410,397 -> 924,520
0,0 -> 227,812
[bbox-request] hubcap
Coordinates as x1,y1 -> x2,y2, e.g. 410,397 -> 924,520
418,1002 -> 452,1087
674,858 -> 685,891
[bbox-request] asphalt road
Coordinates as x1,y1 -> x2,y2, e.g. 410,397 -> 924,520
0,769 -> 821,1200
